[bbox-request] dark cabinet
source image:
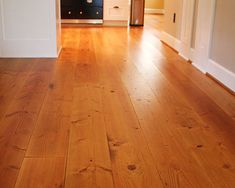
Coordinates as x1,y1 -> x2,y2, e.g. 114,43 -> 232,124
77,7 -> 103,19
61,0 -> 103,19
61,0 -> 74,6
80,0 -> 103,8
61,7 -> 76,19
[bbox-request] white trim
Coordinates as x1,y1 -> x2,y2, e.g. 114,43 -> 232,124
192,62 -> 207,74
207,60 -> 235,92
160,31 -> 181,52
192,0 -> 216,71
144,8 -> 165,14
190,48 -> 195,61
179,0 -> 195,60
0,0 -> 3,56
57,46 -> 62,57
178,53 -> 189,61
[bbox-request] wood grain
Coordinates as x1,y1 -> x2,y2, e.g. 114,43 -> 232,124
15,157 -> 65,188
0,59 -> 54,188
0,15 -> 234,188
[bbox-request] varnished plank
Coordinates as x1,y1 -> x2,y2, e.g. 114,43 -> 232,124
66,85 -> 114,188
15,157 -> 65,188
65,30 -> 114,188
0,59 -> 54,188
0,59 -> 33,122
0,15 -> 234,188
93,29 -> 164,188
95,29 -> 209,187
26,60 -> 74,157
129,25 -> 235,119
125,28 -> 235,152
102,27 -> 235,187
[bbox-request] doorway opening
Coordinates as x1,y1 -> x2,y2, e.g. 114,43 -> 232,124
144,0 -> 164,15
143,0 -> 165,31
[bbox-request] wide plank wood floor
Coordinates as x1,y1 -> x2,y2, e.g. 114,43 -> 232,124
0,14 -> 235,188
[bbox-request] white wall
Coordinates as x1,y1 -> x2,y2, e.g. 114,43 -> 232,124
161,0 -> 183,52
161,0 -> 234,92
0,0 -> 61,58
190,0 -> 234,92
0,1 -> 3,57
163,0 -> 183,39
210,0 -> 235,73
208,0 -> 235,91
191,0 -> 198,48
56,0 -> 62,54
145,0 -> 164,14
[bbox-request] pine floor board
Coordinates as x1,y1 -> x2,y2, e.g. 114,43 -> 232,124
0,15 -> 234,188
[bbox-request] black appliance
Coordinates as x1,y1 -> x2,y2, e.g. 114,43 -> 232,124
61,0 -> 103,24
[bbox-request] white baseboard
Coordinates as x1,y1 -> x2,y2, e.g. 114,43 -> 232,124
57,45 -> 62,57
179,53 -> 189,61
179,47 -> 194,62
207,59 -> 235,92
145,8 -> 165,14
191,48 -> 208,74
160,31 -> 181,52
161,32 -> 235,92
192,62 -> 207,74
190,48 -> 195,61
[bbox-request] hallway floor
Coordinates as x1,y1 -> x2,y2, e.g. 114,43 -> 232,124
0,15 -> 235,188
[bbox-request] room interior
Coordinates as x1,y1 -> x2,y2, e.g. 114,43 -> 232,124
0,0 -> 235,187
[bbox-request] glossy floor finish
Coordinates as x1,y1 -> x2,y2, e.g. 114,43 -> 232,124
0,15 -> 235,188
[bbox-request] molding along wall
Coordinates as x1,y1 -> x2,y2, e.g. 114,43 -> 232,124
179,0 -> 195,61
192,0 -> 216,73
161,0 -> 235,92
161,0 -> 183,50
161,31 -> 181,52
207,60 -> 235,92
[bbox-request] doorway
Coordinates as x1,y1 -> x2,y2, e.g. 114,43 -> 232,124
144,0 -> 164,14
189,0 -> 216,73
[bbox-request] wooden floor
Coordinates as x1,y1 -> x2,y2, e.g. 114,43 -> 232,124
0,14 -> 235,188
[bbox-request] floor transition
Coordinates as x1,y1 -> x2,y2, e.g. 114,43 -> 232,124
0,15 -> 235,188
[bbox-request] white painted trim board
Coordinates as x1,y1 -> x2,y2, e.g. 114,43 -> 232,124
207,60 -> 235,92
160,31 -> 181,52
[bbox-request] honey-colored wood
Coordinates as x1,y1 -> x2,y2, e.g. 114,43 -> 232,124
0,15 -> 235,188
93,30 -> 164,188
0,59 -> 32,122
15,157 -> 65,188
65,30 -> 114,188
206,73 -> 235,96
26,59 -> 74,157
100,27 -> 235,187
0,59 -> 54,188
